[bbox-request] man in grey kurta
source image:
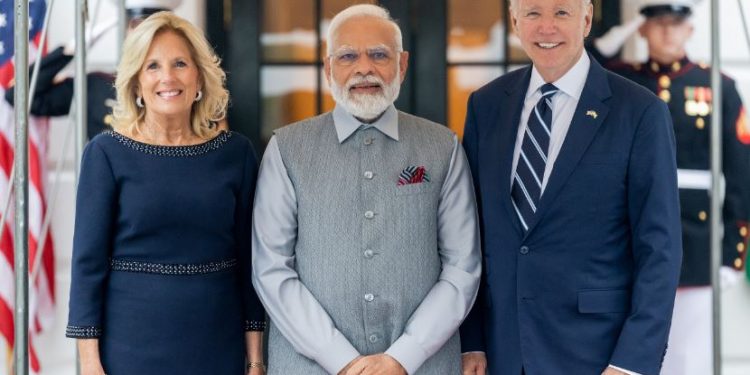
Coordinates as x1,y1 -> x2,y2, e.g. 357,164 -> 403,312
251,4 -> 481,375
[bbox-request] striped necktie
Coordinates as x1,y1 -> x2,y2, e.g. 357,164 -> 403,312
511,83 -> 559,232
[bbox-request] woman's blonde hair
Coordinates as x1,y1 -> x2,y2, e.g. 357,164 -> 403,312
111,11 -> 228,139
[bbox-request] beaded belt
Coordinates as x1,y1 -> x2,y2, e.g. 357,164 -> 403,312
110,258 -> 237,275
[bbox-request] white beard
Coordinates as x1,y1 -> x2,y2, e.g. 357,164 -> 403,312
330,67 -> 401,121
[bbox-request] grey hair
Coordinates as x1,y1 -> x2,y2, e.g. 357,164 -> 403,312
326,4 -> 403,55
509,0 -> 592,15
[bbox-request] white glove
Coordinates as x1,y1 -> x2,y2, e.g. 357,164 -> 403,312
593,14 -> 646,58
63,17 -> 118,56
720,265 -> 743,291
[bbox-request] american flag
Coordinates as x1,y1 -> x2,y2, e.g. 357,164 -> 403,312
0,1 -> 54,373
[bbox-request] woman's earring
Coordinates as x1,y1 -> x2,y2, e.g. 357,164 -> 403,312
195,90 -> 203,102
136,96 -> 144,108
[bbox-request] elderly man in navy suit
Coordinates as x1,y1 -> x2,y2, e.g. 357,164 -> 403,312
459,0 -> 682,374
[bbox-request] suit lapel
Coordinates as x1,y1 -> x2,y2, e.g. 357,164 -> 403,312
495,67 -> 532,236
523,58 -> 612,237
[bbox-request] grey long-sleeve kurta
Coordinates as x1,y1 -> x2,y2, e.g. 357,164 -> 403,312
252,105 -> 481,374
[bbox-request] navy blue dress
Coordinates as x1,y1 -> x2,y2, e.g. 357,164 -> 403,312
66,130 -> 266,374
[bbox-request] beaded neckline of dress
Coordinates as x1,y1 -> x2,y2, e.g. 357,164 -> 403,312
106,130 -> 232,157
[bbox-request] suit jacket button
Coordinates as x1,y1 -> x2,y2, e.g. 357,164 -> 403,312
369,334 -> 378,343
520,246 -> 529,255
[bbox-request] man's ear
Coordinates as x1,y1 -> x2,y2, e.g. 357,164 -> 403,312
323,57 -> 332,85
398,51 -> 409,83
583,2 -> 594,37
511,12 -> 519,35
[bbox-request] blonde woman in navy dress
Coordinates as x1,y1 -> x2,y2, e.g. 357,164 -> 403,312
65,12 -> 266,374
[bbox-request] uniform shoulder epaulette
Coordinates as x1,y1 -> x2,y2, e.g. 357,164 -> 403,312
690,61 -> 736,82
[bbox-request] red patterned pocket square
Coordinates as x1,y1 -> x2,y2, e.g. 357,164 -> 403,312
398,166 -> 430,186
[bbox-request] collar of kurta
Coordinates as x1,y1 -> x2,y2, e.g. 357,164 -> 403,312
333,104 -> 399,143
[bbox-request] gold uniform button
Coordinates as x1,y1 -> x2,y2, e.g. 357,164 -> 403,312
696,117 -> 705,129
659,90 -> 671,103
659,75 -> 671,89
738,242 -> 746,252
104,114 -> 113,125
741,227 -> 748,237
735,258 -> 743,269
698,211 -> 707,221
672,61 -> 681,72
651,62 -> 660,72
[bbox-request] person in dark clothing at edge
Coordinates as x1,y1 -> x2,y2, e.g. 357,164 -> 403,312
588,1 -> 750,373
5,0 -> 182,140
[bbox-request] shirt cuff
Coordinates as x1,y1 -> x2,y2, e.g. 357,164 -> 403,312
609,364 -> 643,375
385,334 -> 430,375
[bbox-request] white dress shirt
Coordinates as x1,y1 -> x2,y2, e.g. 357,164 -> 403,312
511,52 -> 590,192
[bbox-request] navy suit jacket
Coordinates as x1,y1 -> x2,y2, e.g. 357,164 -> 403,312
460,57 -> 682,375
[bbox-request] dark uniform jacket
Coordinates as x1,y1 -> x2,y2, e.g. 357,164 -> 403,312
4,46 -> 116,140
604,55 -> 750,286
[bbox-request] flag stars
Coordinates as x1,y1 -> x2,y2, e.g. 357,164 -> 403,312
0,42 -> 5,56
0,13 -> 6,28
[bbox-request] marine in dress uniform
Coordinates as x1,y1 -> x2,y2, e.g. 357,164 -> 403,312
4,0 -> 181,140
591,1 -> 750,373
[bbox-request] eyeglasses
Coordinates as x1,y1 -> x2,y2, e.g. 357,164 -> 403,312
330,46 -> 399,67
